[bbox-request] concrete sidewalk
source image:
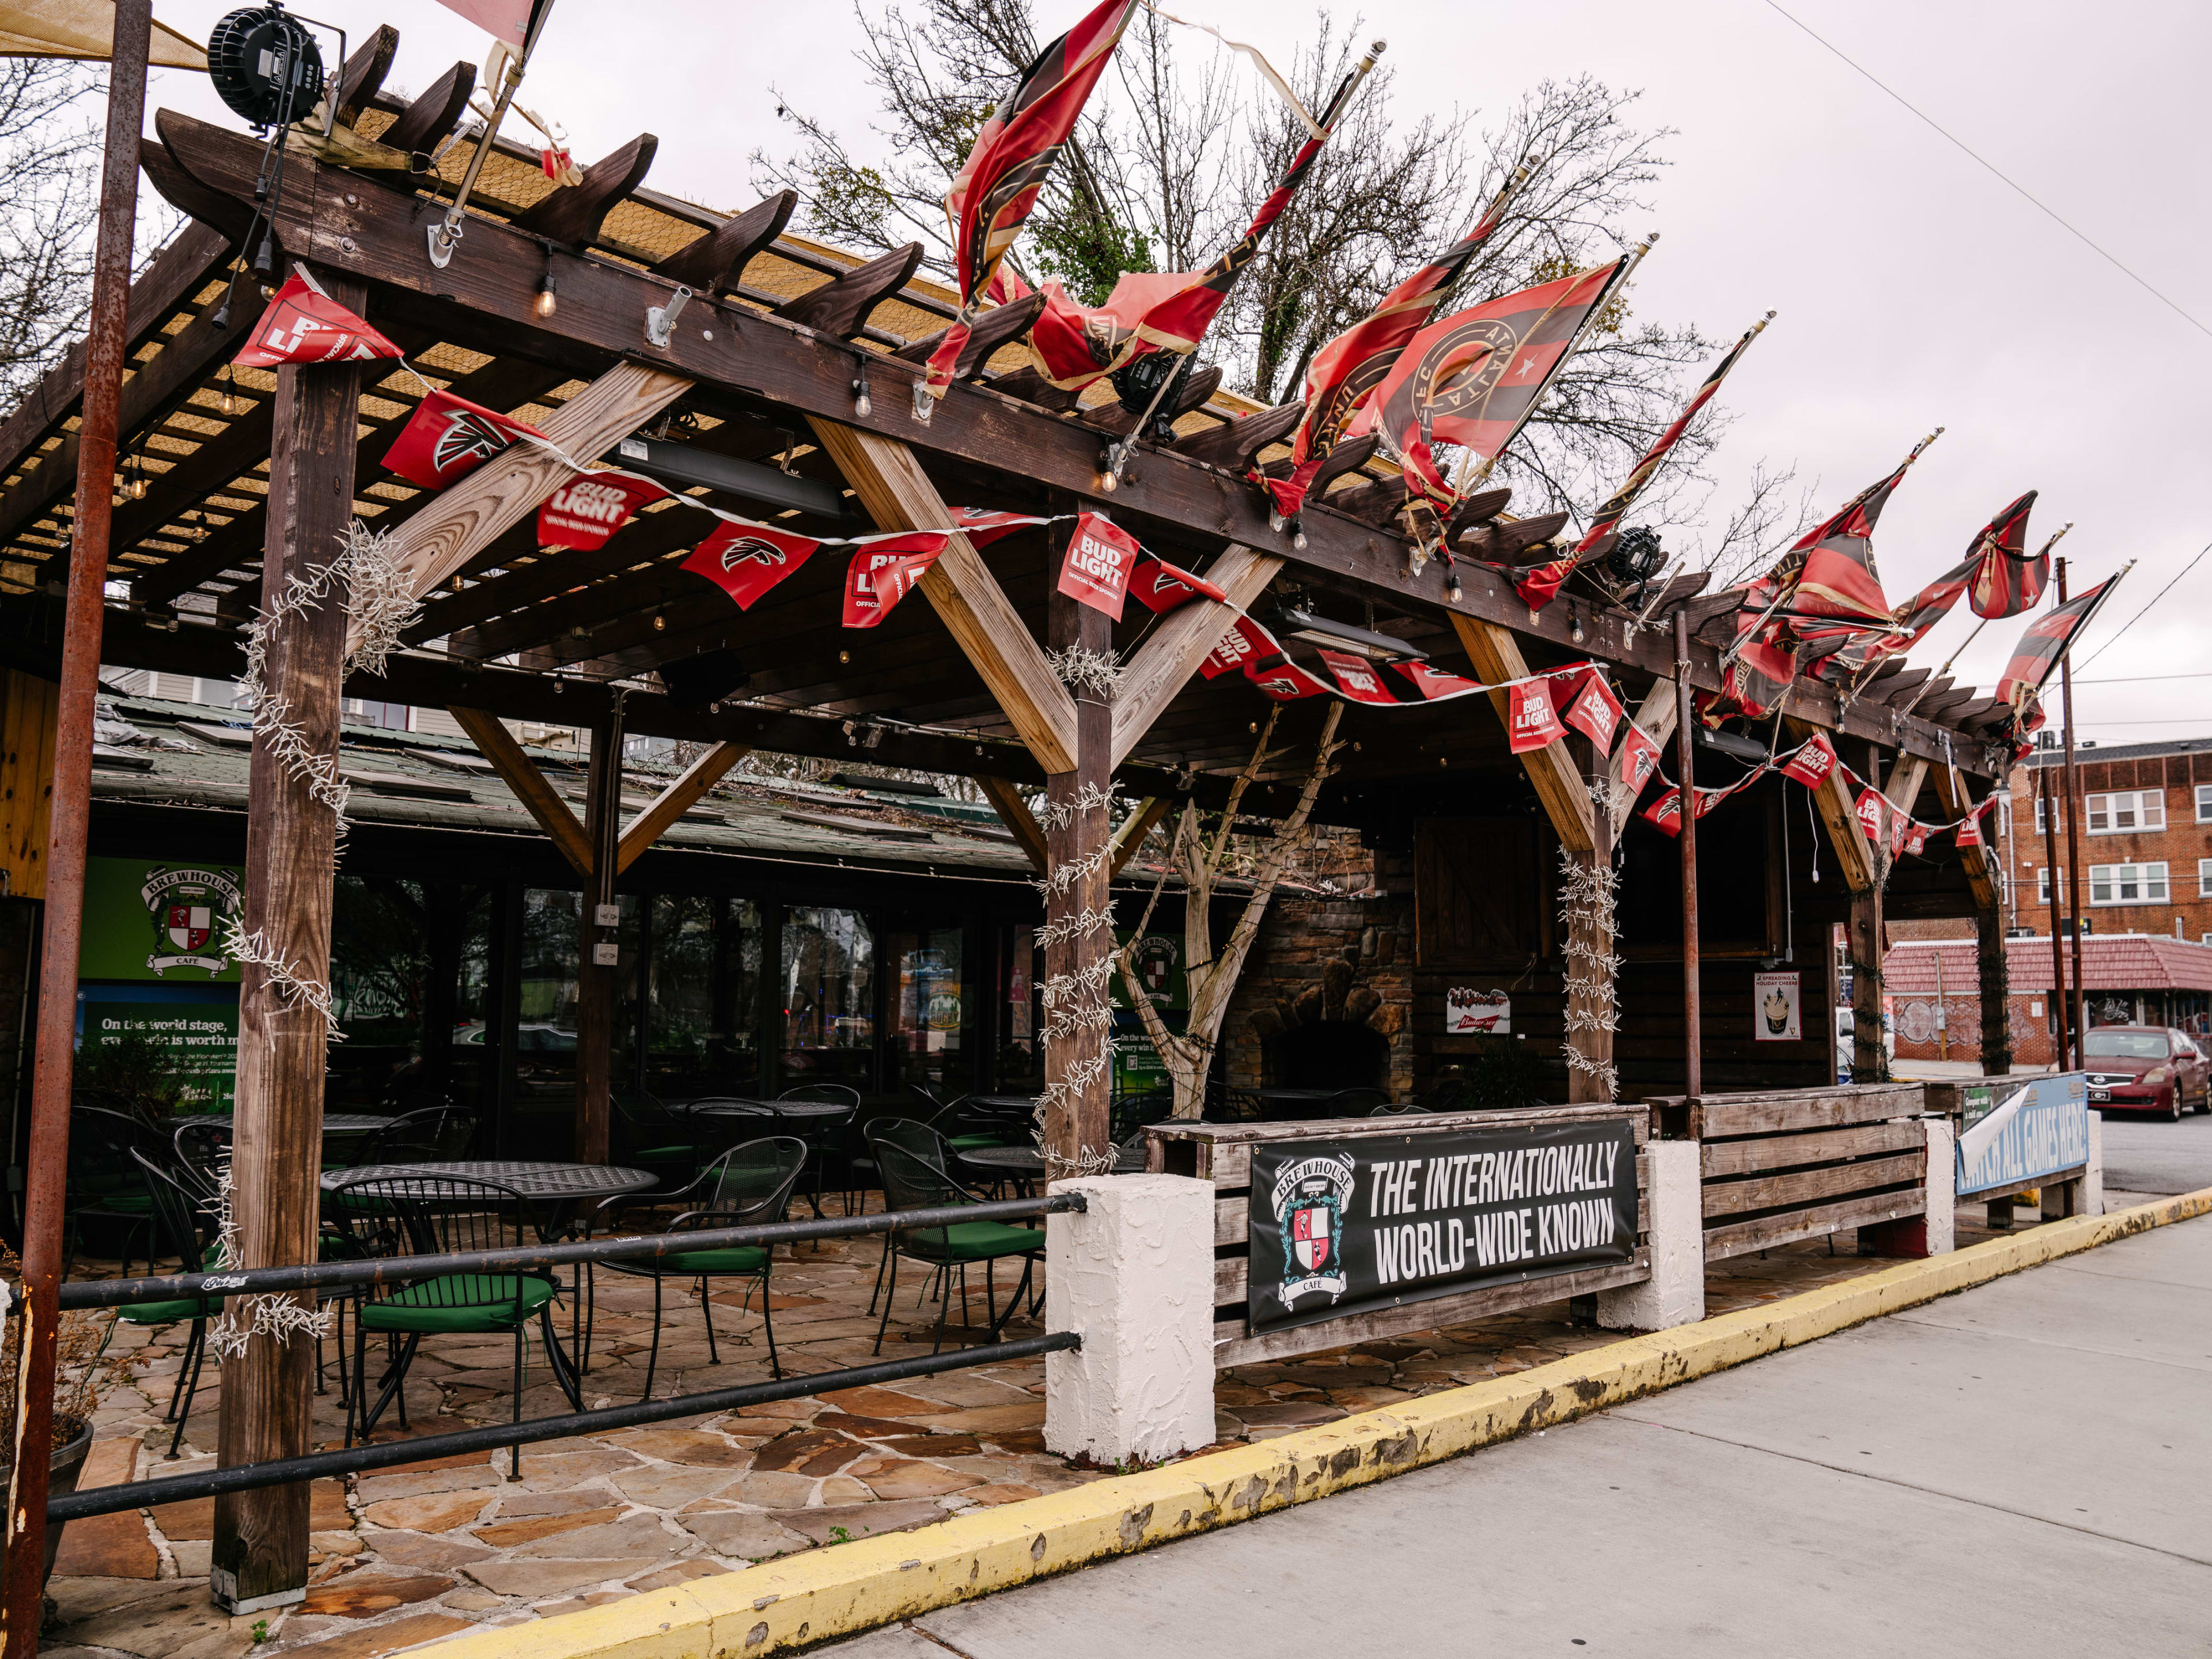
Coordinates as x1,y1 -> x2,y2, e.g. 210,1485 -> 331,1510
828,1215 -> 2212,1657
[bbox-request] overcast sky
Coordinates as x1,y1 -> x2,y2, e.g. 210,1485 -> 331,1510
142,0 -> 2212,747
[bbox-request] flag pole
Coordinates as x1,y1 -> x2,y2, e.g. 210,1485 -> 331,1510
2057,555 -> 2086,1066
1893,521 -> 2072,719
429,3 -> 560,268
1453,232 -> 1657,499
1103,37 -> 1385,487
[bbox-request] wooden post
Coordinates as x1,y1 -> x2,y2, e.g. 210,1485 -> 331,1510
1040,565 -> 1112,1176
2,5 -> 150,1647
210,268 -> 368,1615
576,697 -> 623,1162
1850,744 -> 1888,1084
1565,731 -> 1616,1103
1976,905 -> 2012,1075
1673,612 -> 1700,1099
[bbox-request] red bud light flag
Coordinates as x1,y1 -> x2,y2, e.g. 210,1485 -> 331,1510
1317,649 -> 1399,705
681,523 -> 825,612
236,267 -> 403,369
842,533 -> 955,628
1554,668 -> 1623,751
1201,618 -> 1279,679
539,469 -> 671,552
1855,787 -> 1888,843
1779,733 -> 1839,789
1056,513 -> 1142,619
1508,677 -> 1566,753
382,389 -> 545,491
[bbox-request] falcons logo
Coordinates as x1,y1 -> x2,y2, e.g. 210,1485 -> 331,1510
433,410 -> 516,476
719,538 -> 790,571
1254,675 -> 1300,695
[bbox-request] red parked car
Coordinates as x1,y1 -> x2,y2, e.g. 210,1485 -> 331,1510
2079,1026 -> 2212,1120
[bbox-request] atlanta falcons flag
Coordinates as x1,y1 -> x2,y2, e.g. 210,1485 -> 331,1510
237,268 -> 404,369
1516,313 -> 1772,612
1127,554 -> 1229,613
923,0 -> 1138,404
382,389 -> 546,491
1257,170 -> 1524,521
1966,490 -> 2050,618
1363,258 -> 1625,522
1392,660 -> 1483,700
1996,575 -> 2119,718
680,522 -> 827,611
1027,50 -> 1373,392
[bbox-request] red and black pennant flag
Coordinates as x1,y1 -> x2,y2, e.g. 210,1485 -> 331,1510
1516,313 -> 1771,612
1363,258 -> 1626,522
382,389 -> 546,491
923,0 -> 1138,403
1967,490 -> 2050,618
1127,554 -> 1229,613
539,469 -> 671,551
1258,171 -> 1523,521
1996,575 -> 2119,718
680,522 -> 828,611
1028,51 -> 1373,393
1823,489 -> 2041,679
236,267 -> 404,369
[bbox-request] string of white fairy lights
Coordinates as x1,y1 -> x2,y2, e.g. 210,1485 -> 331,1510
203,1153 -> 333,1358
1556,846 -> 1622,1099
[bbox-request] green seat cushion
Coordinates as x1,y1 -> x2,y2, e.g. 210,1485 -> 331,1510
946,1133 -> 1007,1149
905,1220 -> 1043,1260
77,1191 -> 153,1215
657,1245 -> 769,1275
359,1273 -> 557,1334
632,1144 -> 695,1161
120,1296 -> 219,1324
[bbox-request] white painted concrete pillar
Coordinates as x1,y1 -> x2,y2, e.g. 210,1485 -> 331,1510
2073,1111 -> 2104,1218
1597,1140 -> 1704,1332
1922,1118 -> 1956,1254
1044,1173 -> 1215,1468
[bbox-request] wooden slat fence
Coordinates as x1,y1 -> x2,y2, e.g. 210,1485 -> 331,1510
1147,1105 -> 1651,1367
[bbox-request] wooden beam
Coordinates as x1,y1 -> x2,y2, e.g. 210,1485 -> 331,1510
652,190 -> 796,294
577,709 -> 622,1162
778,243 -> 924,340
1111,544 -> 1282,769
378,60 -> 475,155
448,705 -> 593,878
976,773 -> 1047,874
613,739 -> 748,873
1042,573 -> 1114,1175
1930,762 -> 2001,911
1110,794 -> 1172,878
513,134 -> 658,247
805,417 -> 1077,773
1451,612 -> 1596,853
1608,677 -> 1677,840
355,361 -> 692,657
1785,716 -> 1878,893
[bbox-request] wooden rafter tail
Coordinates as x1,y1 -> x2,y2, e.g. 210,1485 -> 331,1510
979,365 -> 1083,412
1112,545 -> 1283,771
777,243 -> 925,340
1170,400 -> 1302,471
1325,474 -> 1408,527
1452,611 -> 1596,854
449,706 -> 593,878
1459,510 -> 1569,563
805,417 -> 1077,774
976,774 -> 1048,874
893,291 -> 1044,381
139,134 -> 259,247
1302,433 -> 1381,498
1444,486 -> 1513,546
615,740 -> 749,873
332,24 -> 400,128
1109,794 -> 1173,878
512,134 -> 660,247
652,190 -> 797,295
379,60 -> 477,156
1081,365 -> 1222,439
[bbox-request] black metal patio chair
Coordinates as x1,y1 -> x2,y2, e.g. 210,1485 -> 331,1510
120,1150 -> 229,1459
873,1141 -> 1044,1357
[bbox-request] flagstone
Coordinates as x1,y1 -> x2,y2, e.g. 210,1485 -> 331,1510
461,1558 -> 658,1598
507,1514 -> 687,1560
289,1612 -> 475,1658
299,1571 -> 454,1618
911,1402 -> 1046,1435
767,1500 -> 950,1546
750,1430 -> 864,1475
469,1506 -> 623,1548
487,1487 -> 620,1518
608,1463 -> 744,1508
732,1471 -> 816,1508
513,1446 -> 642,1482
628,1558 -> 732,1590
354,1465 -> 505,1503
876,1432 -> 981,1457
362,1531 -> 494,1570
1229,1400 -> 1349,1427
676,1510 -> 813,1561
359,1491 -> 493,1533
604,1429 -> 752,1467
854,1460 -> 979,1501
815,1385 -> 938,1418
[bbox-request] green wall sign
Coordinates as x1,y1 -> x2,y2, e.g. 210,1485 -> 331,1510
80,855 -> 245,983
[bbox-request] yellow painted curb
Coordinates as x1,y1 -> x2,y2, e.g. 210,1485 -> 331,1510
418,1186 -> 2212,1659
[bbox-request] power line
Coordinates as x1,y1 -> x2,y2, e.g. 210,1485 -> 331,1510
2076,539 -> 2212,671
2070,671 -> 2212,685
1761,1 -> 2212,344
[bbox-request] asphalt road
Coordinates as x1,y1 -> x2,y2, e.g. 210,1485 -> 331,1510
2099,1104 -> 2212,1196
828,1215 -> 2212,1658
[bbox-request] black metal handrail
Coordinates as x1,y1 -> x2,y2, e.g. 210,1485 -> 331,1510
59,1192 -> 1083,1310
48,1332 -> 1078,1523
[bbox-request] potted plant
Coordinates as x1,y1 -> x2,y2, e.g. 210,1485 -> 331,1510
0,1249 -> 123,1596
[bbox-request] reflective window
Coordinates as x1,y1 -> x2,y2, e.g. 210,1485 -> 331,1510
996,924 -> 1042,1094
328,876 -> 493,1115
890,926 -> 968,1093
781,906 -> 874,1089
516,889 -> 640,1139
646,894 -> 763,1097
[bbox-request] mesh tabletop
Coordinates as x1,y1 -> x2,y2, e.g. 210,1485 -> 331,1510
683,1099 -> 851,1119
960,1146 -> 1145,1175
320,1161 -> 657,1199
202,1113 -> 389,1133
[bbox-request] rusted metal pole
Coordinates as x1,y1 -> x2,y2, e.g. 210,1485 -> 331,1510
2,5 -> 151,1650
2055,558 -> 2086,1064
2040,764 -> 2070,1069
1673,611 -> 1700,1099
575,695 -> 623,1162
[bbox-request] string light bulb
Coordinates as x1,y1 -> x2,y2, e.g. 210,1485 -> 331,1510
536,272 -> 558,319
219,366 -> 237,416
652,609 -> 666,631
851,359 -> 872,419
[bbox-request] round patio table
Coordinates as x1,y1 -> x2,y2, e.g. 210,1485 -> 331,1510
202,1112 -> 389,1135
960,1143 -> 1146,1194
682,1099 -> 855,1215
320,1160 -> 658,1206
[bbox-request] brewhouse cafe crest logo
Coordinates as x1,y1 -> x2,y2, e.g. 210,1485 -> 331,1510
1271,1151 -> 1356,1310
139,865 -> 244,975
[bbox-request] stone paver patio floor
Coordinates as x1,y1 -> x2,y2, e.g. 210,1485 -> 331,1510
42,1194 -> 2095,1659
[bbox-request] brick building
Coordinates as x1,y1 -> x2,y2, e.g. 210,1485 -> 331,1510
1885,933 -> 2212,1065
1994,736 -> 2212,942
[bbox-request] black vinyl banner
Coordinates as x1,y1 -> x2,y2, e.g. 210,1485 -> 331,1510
1245,1119 -> 1639,1335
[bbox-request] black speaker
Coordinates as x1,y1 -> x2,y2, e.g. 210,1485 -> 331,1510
659,647 -> 748,710
207,7 -> 325,130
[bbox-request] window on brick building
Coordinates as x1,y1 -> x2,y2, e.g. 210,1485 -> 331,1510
2086,790 -> 2164,833
2197,783 -> 2212,823
2036,866 -> 2065,903
2089,862 -> 2168,905
2200,858 -> 2212,900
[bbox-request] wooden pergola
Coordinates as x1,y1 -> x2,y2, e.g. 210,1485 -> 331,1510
0,22 -> 2013,1612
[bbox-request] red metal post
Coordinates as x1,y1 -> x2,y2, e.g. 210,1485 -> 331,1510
1673,611 -> 1700,1099
2055,558 -> 2086,1065
2,4 -> 153,1651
